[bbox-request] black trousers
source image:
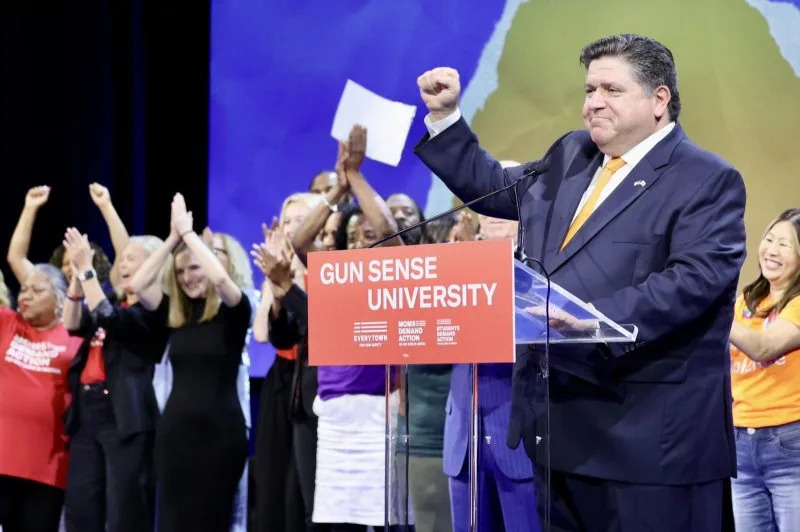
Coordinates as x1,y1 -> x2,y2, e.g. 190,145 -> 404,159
0,475 -> 64,532
65,383 -> 155,532
255,356 -> 305,532
293,412 -> 318,530
536,467 -> 724,532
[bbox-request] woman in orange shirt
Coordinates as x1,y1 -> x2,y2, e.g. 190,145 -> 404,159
729,208 -> 800,531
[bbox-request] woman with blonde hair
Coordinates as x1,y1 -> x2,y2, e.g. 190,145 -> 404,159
129,193 -> 250,532
729,208 -> 800,531
252,190 -> 323,532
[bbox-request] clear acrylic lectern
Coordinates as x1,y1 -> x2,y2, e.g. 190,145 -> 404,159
385,258 -> 637,531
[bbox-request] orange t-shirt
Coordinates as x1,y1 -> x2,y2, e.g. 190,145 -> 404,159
0,308 -> 82,488
730,294 -> 800,428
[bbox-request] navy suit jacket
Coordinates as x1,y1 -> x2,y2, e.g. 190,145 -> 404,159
416,119 -> 746,485
444,363 -> 533,481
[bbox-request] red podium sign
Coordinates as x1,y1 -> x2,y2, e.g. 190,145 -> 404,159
307,239 -> 515,365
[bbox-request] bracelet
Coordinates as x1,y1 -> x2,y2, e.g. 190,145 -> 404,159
67,293 -> 84,302
179,229 -> 195,238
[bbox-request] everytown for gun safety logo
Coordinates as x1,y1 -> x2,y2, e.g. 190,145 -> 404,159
353,321 -> 388,348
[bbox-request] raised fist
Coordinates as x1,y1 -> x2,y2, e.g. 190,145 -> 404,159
417,67 -> 461,121
89,183 -> 111,207
25,186 -> 51,209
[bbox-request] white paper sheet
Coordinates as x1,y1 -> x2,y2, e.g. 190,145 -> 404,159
331,80 -> 417,167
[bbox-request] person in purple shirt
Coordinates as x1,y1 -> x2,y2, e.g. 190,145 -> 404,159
255,125 -> 404,532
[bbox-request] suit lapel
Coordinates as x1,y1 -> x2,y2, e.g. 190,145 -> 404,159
545,123 -> 685,274
542,152 -> 602,273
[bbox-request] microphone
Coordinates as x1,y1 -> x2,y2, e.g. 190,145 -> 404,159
368,160 -> 547,249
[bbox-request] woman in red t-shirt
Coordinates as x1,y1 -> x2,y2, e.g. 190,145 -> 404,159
0,264 -> 82,532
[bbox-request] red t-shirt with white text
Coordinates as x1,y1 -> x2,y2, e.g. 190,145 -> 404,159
0,307 -> 81,488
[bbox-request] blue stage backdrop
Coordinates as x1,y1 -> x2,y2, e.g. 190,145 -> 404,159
208,1 -> 507,375
210,0 -> 800,376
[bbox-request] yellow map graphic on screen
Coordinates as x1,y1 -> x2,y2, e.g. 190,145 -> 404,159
463,0 -> 800,285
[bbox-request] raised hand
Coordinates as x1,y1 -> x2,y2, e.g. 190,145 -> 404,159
88,183 -> 111,208
63,227 -> 95,273
261,218 -> 294,260
25,186 -> 51,209
171,193 -> 193,237
261,218 -> 278,243
334,141 -> 350,190
342,125 -> 367,176
202,226 -> 215,246
451,211 -> 477,242
417,67 -> 461,121
250,242 -> 293,291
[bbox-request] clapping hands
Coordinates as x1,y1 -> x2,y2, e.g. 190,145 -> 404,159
63,227 -> 95,273
171,193 -> 194,238
251,220 -> 294,296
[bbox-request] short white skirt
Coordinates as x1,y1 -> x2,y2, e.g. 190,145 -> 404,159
312,393 -> 393,526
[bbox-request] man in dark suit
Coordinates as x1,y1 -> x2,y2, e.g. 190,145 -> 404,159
445,213 -> 539,532
415,34 -> 746,531
446,363 -> 540,532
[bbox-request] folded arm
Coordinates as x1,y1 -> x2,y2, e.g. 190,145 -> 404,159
731,313 -> 800,362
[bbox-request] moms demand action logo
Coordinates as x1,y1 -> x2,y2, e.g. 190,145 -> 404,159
5,334 -> 67,374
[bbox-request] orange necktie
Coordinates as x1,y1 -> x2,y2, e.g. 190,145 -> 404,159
561,157 -> 626,250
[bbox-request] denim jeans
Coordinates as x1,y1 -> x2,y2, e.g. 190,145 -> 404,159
732,420 -> 800,531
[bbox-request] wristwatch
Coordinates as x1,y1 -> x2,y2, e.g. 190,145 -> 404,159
78,268 -> 96,282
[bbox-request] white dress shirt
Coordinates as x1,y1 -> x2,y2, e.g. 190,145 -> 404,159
424,109 -> 676,221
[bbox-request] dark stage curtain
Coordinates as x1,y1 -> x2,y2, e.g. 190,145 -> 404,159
0,0 -> 210,293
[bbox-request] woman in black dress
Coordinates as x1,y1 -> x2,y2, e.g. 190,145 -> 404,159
130,193 -> 249,532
